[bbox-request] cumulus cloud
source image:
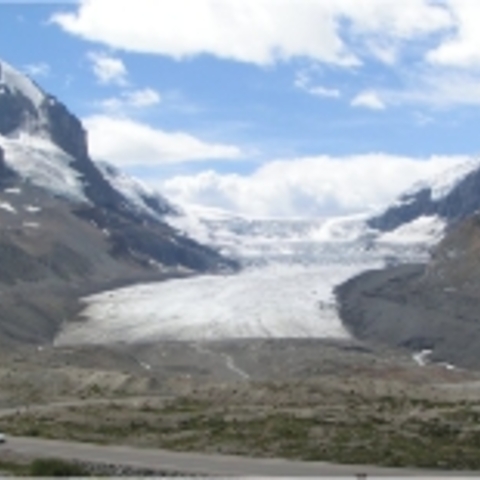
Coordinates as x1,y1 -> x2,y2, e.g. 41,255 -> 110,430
351,91 -> 385,110
84,115 -> 243,166
427,0 -> 480,68
99,88 -> 161,111
160,154 -> 466,218
87,51 -> 128,85
371,68 -> 480,108
52,0 -> 452,66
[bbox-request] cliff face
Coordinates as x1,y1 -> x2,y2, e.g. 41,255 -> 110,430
0,86 -> 38,136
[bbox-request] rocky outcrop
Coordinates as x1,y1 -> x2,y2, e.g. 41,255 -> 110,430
40,97 -> 89,162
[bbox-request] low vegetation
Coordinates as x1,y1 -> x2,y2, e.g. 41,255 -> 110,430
3,380 -> 480,470
0,457 -> 90,477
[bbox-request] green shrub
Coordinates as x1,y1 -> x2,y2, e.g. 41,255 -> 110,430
29,458 -> 89,477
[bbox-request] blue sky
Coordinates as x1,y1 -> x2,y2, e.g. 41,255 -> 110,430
2,0 -> 480,217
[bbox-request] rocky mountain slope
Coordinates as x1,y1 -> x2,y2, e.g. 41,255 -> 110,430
337,163 -> 480,369
369,159 -> 480,232
0,59 -> 235,347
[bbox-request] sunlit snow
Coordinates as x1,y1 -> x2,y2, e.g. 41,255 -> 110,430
25,205 -> 41,213
4,188 -> 21,194
0,134 -> 87,203
0,202 -> 16,213
57,263 -> 375,345
377,216 -> 445,246
23,222 -> 40,229
0,60 -> 45,107
403,158 -> 480,202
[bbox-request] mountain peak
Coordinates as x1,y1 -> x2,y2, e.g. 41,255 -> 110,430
369,159 -> 480,232
0,58 -> 89,162
0,59 -> 46,138
0,59 -> 45,109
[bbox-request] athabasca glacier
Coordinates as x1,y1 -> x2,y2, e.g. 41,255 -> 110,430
56,209 -> 443,346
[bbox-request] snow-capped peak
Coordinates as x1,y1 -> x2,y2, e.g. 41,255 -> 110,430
404,157 -> 480,202
0,59 -> 45,108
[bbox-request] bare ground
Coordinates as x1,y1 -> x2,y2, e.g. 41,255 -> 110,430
2,339 -> 480,470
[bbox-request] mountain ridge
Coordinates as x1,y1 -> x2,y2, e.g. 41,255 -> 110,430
337,163 -> 480,369
369,158 -> 480,232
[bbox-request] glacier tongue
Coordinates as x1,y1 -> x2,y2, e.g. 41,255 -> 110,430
56,205 -> 441,346
57,263 -> 372,345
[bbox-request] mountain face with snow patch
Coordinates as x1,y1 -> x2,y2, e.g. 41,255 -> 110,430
337,161 -> 480,370
0,59 -> 158,214
369,159 -> 480,232
0,59 -> 236,347
0,59 -> 234,272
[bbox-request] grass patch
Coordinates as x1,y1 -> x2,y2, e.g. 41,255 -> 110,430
3,388 -> 480,470
29,458 -> 90,477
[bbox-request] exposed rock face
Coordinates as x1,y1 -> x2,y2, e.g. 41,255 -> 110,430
336,264 -> 480,369
37,98 -> 131,210
0,89 -> 37,136
41,97 -> 89,162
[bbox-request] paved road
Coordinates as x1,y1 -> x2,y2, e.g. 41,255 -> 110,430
1,435 -> 475,477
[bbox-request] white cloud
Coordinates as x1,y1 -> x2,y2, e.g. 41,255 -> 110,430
87,51 -> 128,85
52,0 -> 452,67
294,71 -> 341,99
373,68 -> 480,108
307,86 -> 341,99
24,62 -> 50,78
365,41 -> 398,65
427,0 -> 480,68
84,115 -> 243,166
125,88 -> 161,107
161,154 -> 465,218
99,88 -> 161,111
351,91 -> 385,110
